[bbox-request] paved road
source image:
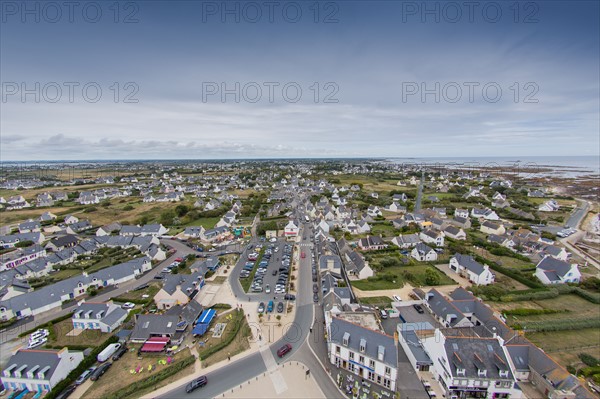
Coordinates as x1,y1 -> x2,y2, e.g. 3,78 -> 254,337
160,222 -> 341,399
414,171 -> 424,212
565,200 -> 590,229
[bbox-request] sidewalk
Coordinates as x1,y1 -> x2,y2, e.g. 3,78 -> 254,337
221,362 -> 325,399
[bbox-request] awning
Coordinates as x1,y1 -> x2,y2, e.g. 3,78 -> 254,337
196,308 -> 216,325
141,341 -> 168,352
192,323 -> 209,336
147,337 -> 170,343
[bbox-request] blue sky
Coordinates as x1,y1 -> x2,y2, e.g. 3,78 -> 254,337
1,0 -> 598,160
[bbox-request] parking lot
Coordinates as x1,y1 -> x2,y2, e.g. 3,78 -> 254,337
237,239 -> 296,306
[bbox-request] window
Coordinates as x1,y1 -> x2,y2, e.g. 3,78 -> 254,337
368,371 -> 375,381
336,345 -> 340,354
359,356 -> 365,364
377,375 -> 382,384
370,360 -> 375,368
384,379 -> 391,389
385,366 -> 391,376
360,338 -> 366,353
349,352 -> 354,360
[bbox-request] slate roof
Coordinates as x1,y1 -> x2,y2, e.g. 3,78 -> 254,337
536,257 -> 572,279
452,253 -> 485,275
444,337 -> 513,380
329,317 -> 397,367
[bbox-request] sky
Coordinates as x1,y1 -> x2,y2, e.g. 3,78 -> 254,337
1,0 -> 599,160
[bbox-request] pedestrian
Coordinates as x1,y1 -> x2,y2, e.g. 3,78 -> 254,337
228,352 -> 231,361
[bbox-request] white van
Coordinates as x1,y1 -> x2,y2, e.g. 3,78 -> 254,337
380,309 -> 388,319
28,337 -> 47,349
29,329 -> 49,342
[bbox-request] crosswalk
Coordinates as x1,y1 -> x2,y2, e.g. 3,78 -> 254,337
259,345 -> 289,394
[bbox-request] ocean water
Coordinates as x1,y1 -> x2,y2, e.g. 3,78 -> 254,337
387,156 -> 600,178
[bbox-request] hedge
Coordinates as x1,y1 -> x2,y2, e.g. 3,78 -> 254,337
503,308 -> 564,316
105,355 -> 196,399
46,335 -> 119,399
18,312 -> 74,338
516,318 -> 600,332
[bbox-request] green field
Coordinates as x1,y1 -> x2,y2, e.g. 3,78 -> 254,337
184,216 -> 221,228
358,296 -> 393,308
352,264 -> 454,291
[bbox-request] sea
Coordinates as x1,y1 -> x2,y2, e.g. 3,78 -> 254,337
386,156 -> 600,178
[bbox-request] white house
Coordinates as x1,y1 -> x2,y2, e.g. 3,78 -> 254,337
411,243 -> 438,262
535,257 -> 581,284
327,316 -> 398,391
480,221 -> 506,236
420,230 -> 445,247
71,301 -> 127,333
449,254 -> 495,285
284,220 -> 299,239
1,348 -> 84,392
419,330 -> 523,399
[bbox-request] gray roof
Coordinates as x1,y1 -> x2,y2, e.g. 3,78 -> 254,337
414,242 -> 434,254
4,349 -> 63,380
48,235 -> 79,248
452,253 -> 485,275
329,317 -> 397,367
121,225 -> 142,235
426,289 -> 465,326
444,337 -> 513,380
536,257 -> 572,279
319,255 -> 342,270
131,314 -> 179,341
161,272 -> 202,296
399,329 -> 433,365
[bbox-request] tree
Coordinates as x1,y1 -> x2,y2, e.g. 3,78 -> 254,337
175,204 -> 190,217
425,268 -> 440,285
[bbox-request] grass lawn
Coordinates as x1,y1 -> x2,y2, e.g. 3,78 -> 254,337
184,216 -> 221,228
527,328 -> 600,366
84,347 -> 194,398
240,247 -> 265,293
113,282 -> 161,302
352,264 -> 454,291
359,296 -> 393,308
47,319 -> 110,348
196,311 -> 251,366
370,223 -> 398,237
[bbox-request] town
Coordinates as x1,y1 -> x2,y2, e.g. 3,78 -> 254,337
0,159 -> 598,399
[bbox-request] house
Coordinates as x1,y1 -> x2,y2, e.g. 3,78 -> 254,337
391,233 -> 421,249
367,205 -> 382,217
540,245 -> 569,261
343,251 -> 374,280
320,255 -> 342,274
130,314 -> 179,343
66,220 -> 93,235
384,202 -> 406,213
449,254 -> 495,285
183,226 -> 206,238
0,232 -> 45,248
1,348 -> 84,392
36,193 -> 54,207
358,236 -> 388,251
326,316 -> 398,390
454,208 -> 469,219
450,216 -> 471,229
96,222 -> 123,236
64,215 -> 79,225
419,230 -> 445,247
443,226 -> 466,240
154,272 -> 204,310
45,235 -> 78,252
284,220 -> 299,239
0,246 -> 47,271
392,193 -> 408,202
19,221 -> 41,234
356,220 -> 371,234
471,208 -> 499,221
480,221 -> 506,236
538,200 -> 560,212
419,330 -> 522,399
535,257 -> 581,284
140,224 -> 168,237
38,212 -> 57,222
71,301 -> 127,333
411,243 -> 437,262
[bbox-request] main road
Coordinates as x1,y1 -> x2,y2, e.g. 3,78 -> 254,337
159,221 -> 342,398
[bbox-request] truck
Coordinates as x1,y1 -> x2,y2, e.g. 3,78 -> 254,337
97,343 -> 122,362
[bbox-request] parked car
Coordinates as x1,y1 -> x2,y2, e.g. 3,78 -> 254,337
277,302 -> 284,313
75,367 -> 97,385
277,343 -> 292,357
379,309 -> 388,319
186,376 -> 208,393
112,346 -> 127,361
90,362 -> 112,381
284,294 -> 296,301
267,300 -> 274,312
413,304 -> 425,314
55,385 -> 76,399
265,285 -> 271,294
258,302 -> 265,313
121,302 -> 135,309
313,293 -> 319,302
392,295 -> 402,302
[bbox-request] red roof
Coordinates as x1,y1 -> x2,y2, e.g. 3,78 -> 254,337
141,342 -> 167,352
147,337 -> 170,343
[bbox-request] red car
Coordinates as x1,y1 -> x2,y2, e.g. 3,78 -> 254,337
175,257 -> 183,262
277,343 -> 292,357
301,252 -> 306,259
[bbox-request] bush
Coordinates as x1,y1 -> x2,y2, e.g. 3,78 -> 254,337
197,309 -> 247,360
123,205 -> 134,211
19,312 -> 74,337
580,353 -> 600,367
